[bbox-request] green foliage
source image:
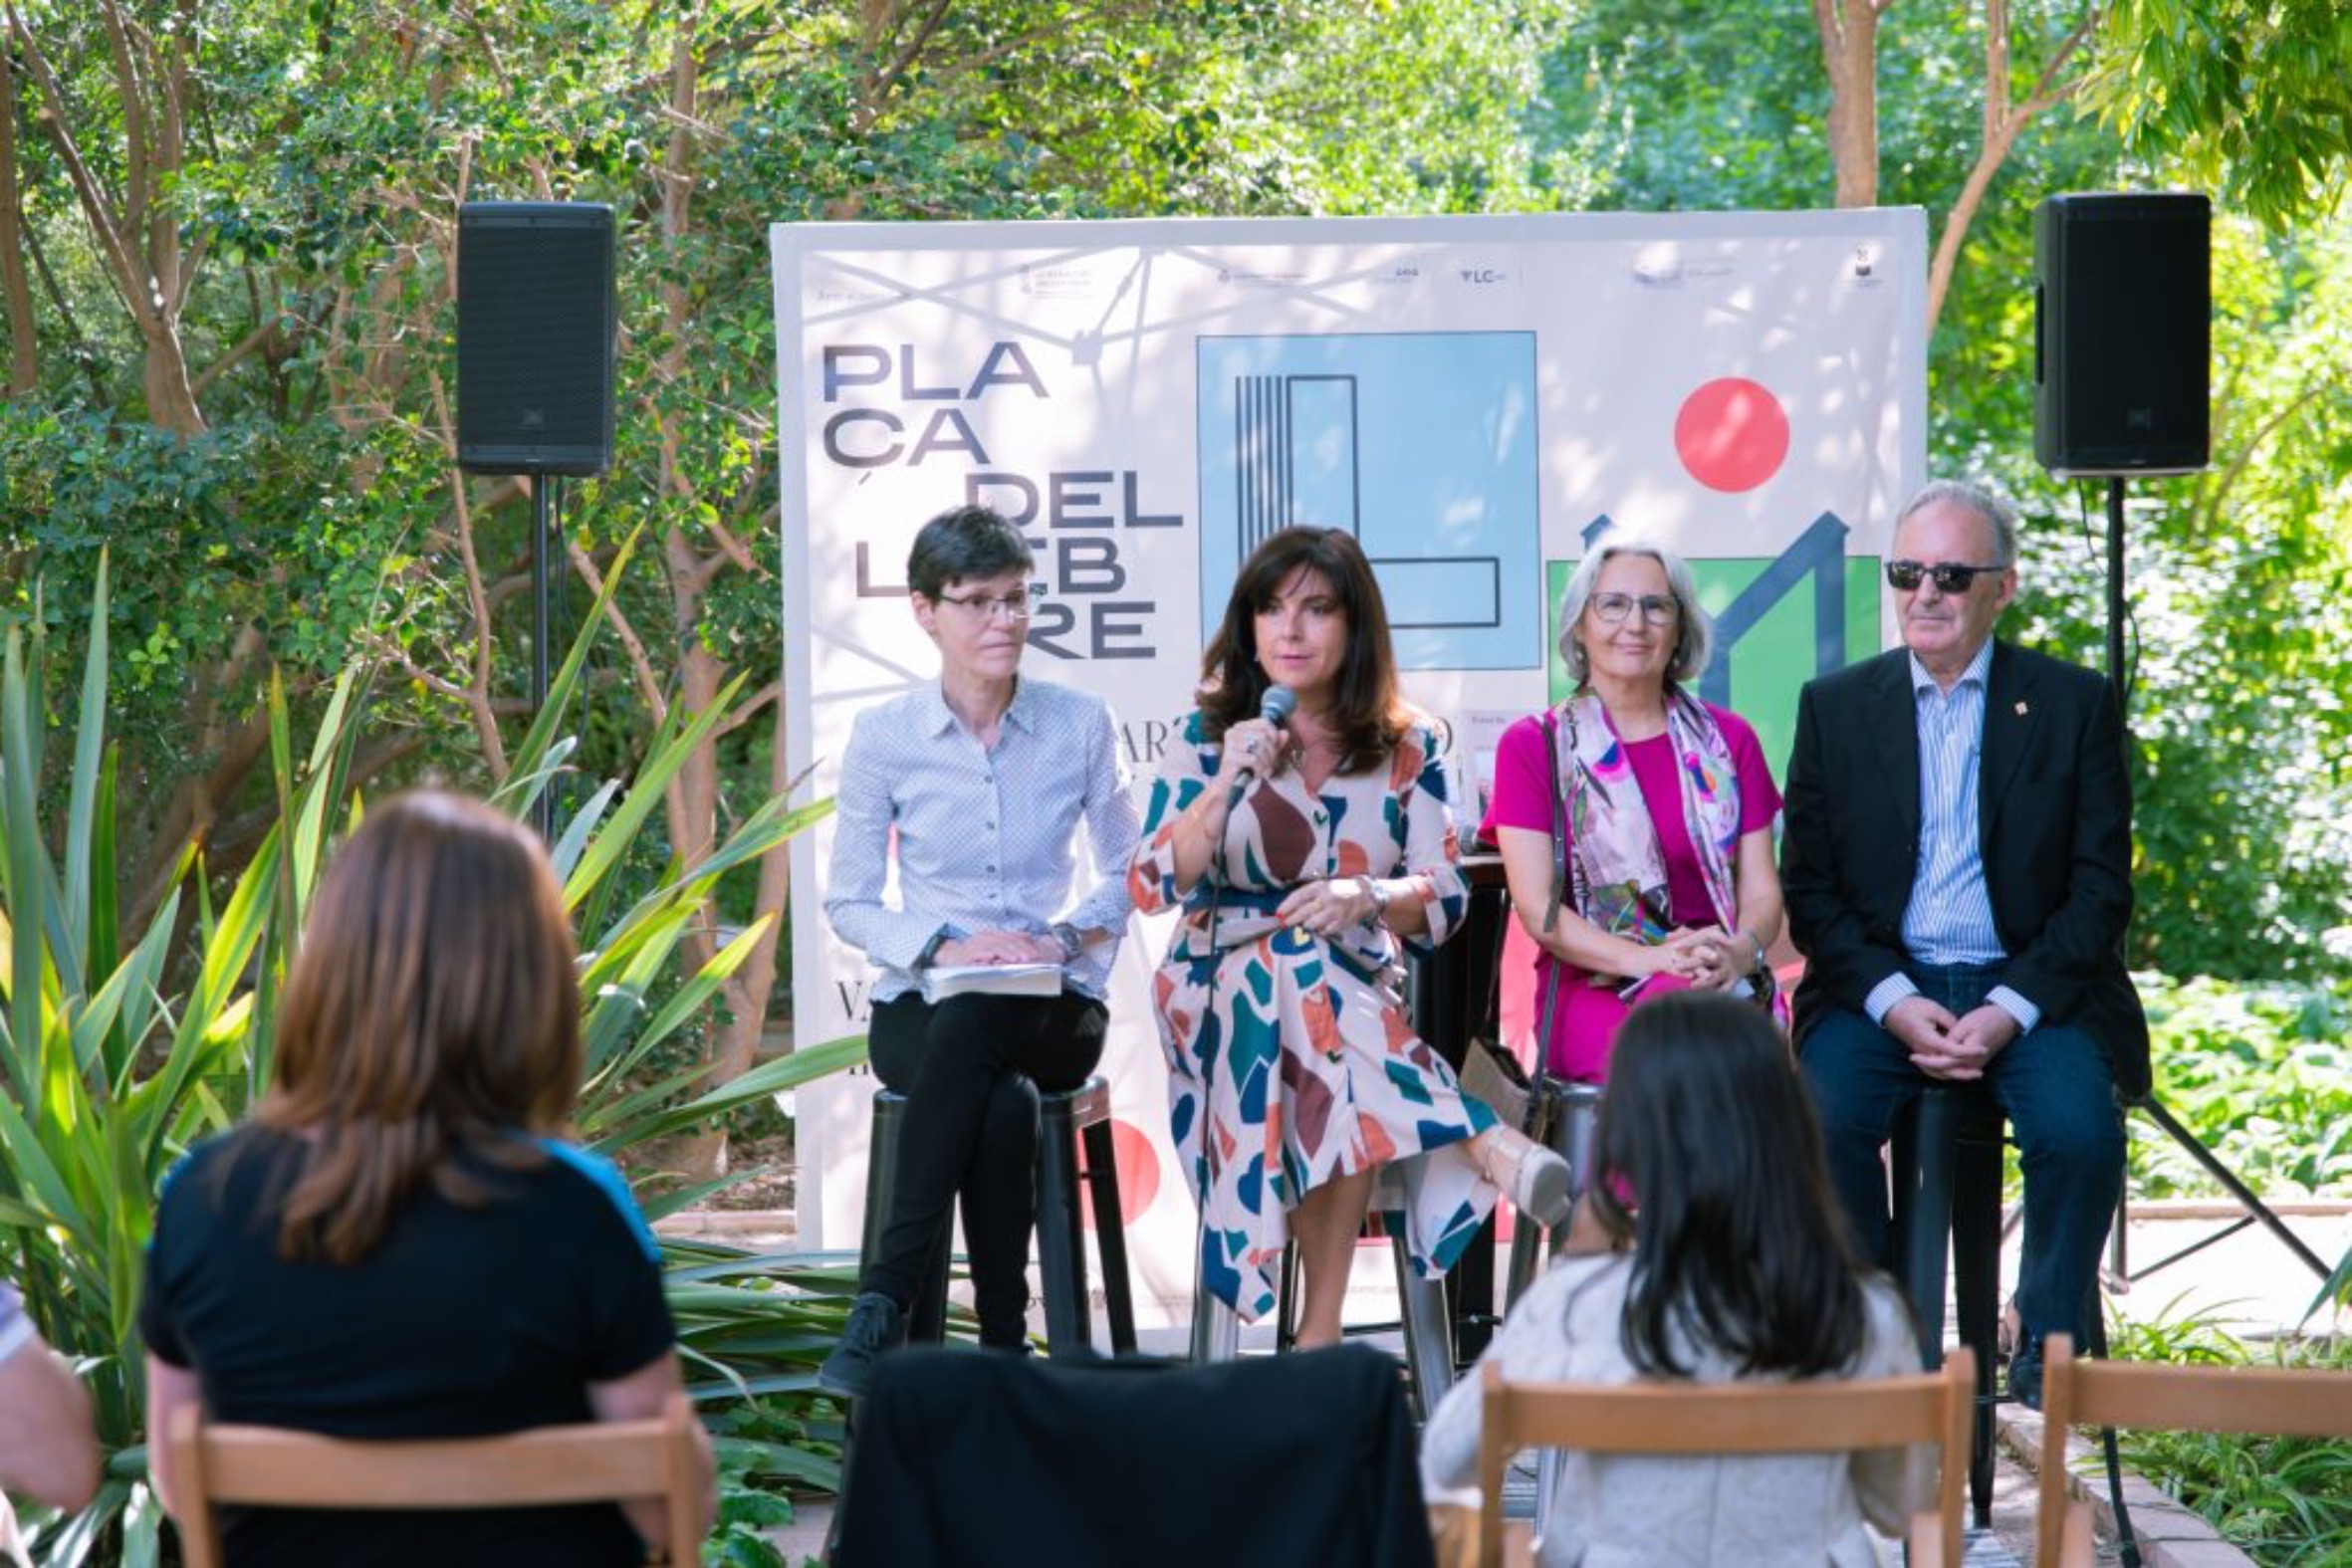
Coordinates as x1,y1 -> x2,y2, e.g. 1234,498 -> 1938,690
1529,0 -> 1829,212
0,551 -> 859,1562
2133,975 -> 2352,1201
2095,0 -> 2352,227
2102,1307 -> 2352,1566
0,560 -> 358,1563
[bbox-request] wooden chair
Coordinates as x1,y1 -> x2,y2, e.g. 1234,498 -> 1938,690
1473,1347 -> 1976,1568
2035,1333 -> 2352,1566
166,1395 -> 704,1568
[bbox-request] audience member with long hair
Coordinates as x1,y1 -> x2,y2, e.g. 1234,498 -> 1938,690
1422,991 -> 1924,1566
143,791 -> 715,1566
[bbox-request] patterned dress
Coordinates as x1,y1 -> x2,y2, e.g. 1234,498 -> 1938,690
1129,711 -> 1502,1321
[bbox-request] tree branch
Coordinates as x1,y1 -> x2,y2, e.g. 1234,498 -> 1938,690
711,681 -> 781,740
426,365 -> 510,778
565,534 -> 669,726
4,3 -> 150,331
188,318 -> 279,397
1924,5 -> 2098,332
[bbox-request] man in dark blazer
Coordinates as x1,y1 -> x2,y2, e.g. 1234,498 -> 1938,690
1783,479 -> 2147,1408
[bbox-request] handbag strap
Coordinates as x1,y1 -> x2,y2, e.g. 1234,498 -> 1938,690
1531,710 -> 1579,1078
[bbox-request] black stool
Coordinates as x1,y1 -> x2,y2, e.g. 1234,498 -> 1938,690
857,1074 -> 1136,1357
1035,1076 -> 1138,1358
1190,1225 -> 1455,1422
858,1088 -> 953,1341
1889,1083 -> 2004,1528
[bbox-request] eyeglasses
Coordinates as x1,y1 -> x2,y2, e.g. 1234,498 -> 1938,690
1588,591 -> 1679,627
936,586 -> 1041,623
1886,560 -> 2007,593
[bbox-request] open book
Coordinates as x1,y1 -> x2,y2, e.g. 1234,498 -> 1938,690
917,962 -> 1063,1005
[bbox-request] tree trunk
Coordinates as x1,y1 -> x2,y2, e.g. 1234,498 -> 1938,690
0,51 -> 39,396
1812,0 -> 1882,208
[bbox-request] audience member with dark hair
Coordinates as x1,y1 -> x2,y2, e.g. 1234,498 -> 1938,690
143,791 -> 715,1566
819,504 -> 1140,1398
1422,992 -> 1925,1566
1130,526 -> 1570,1343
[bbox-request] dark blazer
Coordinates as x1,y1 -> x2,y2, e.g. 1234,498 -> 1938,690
1782,639 -> 2150,1099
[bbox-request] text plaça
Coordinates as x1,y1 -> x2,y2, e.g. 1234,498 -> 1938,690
823,341 -> 1187,662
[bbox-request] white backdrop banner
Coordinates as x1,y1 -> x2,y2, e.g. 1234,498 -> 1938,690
772,211 -> 1927,1324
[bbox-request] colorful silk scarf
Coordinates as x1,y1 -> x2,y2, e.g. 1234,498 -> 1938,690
1546,688 -> 1744,943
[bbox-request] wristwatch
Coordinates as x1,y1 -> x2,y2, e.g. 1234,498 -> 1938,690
913,927 -> 952,971
1355,875 -> 1391,922
1051,922 -> 1086,963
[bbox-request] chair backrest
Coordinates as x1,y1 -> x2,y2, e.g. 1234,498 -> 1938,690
1475,1347 -> 1975,1568
166,1395 -> 703,1568
2035,1333 -> 2352,1566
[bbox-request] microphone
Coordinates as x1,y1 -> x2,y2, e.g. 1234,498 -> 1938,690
1230,685 -> 1296,795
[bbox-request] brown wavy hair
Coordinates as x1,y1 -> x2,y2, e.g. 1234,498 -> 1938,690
255,790 -> 582,1264
1197,527 -> 1408,775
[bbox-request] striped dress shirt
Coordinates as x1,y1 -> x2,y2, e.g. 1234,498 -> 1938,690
1862,640 -> 2041,1032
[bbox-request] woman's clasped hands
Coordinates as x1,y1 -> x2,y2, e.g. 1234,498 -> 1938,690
1638,925 -> 1757,992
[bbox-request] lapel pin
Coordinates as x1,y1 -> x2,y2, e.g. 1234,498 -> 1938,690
2014,701 -> 2029,717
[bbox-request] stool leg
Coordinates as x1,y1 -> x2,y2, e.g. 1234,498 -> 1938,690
1895,1091 -> 1958,1368
1390,1236 -> 1456,1423
1954,1130 -> 2003,1528
1078,1118 -> 1137,1355
860,1091 -> 949,1341
1276,1241 -> 1302,1355
910,1221 -> 952,1343
1190,1281 -> 1240,1362
1503,1083 -> 1561,1309
1034,1121 -> 1091,1358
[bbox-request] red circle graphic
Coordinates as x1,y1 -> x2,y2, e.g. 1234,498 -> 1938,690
1674,377 -> 1790,493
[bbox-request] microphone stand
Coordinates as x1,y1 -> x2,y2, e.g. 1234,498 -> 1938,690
2099,474 -> 2328,1290
1186,731 -> 1283,1363
2092,474 -> 2333,1568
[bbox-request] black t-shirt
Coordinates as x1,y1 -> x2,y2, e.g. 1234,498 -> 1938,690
142,1127 -> 676,1567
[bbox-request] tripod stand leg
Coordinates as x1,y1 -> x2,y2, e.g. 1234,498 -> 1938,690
2137,1096 -> 2332,1281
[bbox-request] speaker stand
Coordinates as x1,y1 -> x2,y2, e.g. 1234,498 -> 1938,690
2099,471 -> 2332,1285
531,474 -> 559,844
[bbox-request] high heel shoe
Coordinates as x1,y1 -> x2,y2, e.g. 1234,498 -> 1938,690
1473,1128 -> 1576,1232
1511,1145 -> 1575,1231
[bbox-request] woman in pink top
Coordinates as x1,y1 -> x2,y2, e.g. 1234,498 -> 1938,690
1481,538 -> 1784,1082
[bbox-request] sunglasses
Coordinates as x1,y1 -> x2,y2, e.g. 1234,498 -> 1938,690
1885,560 -> 2007,593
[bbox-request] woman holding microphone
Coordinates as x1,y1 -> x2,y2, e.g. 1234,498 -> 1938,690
1130,527 -> 1570,1346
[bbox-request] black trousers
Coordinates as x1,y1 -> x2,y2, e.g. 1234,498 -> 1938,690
861,990 -> 1106,1346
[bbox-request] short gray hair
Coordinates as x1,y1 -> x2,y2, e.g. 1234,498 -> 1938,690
1555,537 -> 1713,689
1897,480 -> 2019,566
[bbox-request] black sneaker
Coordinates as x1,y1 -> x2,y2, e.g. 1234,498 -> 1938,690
818,1291 -> 907,1401
2008,1338 -> 2044,1412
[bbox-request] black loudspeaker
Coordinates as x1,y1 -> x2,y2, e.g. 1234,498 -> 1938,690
2033,192 -> 2210,478
457,202 -> 615,475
